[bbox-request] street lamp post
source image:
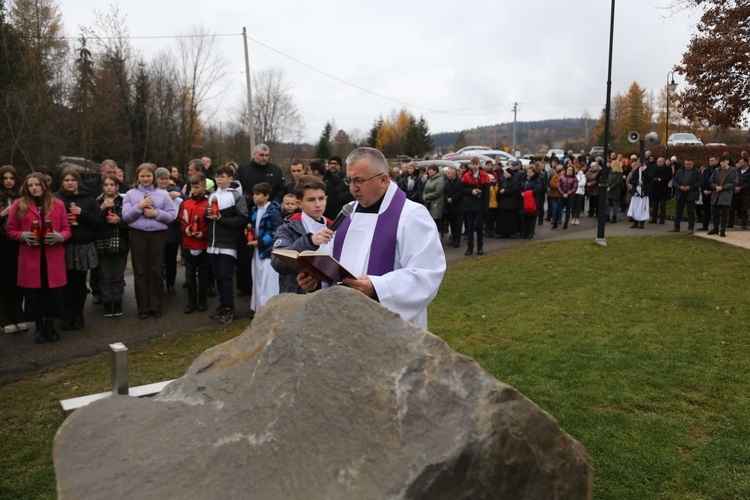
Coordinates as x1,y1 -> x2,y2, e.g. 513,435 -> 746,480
596,0 -> 617,247
665,71 -> 678,157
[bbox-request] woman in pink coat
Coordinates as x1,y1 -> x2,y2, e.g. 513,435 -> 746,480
7,173 -> 71,343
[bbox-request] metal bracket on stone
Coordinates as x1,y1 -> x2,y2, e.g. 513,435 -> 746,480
59,342 -> 174,418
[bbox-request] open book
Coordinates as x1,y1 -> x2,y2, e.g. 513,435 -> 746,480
272,249 -> 356,285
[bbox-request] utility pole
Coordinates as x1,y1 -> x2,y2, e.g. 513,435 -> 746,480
511,102 -> 518,155
242,27 -> 256,155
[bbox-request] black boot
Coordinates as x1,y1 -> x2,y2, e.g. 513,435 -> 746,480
71,310 -> 84,330
477,244 -> 484,256
103,302 -> 114,318
464,246 -> 473,256
45,318 -> 60,342
113,302 -> 123,317
34,320 -> 47,344
638,221 -> 645,229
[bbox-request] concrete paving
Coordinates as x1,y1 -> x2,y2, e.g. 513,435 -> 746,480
2,213 -> 747,379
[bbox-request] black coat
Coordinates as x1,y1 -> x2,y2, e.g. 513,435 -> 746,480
55,186 -> 104,245
443,176 -> 464,214
398,174 -> 423,204
496,176 -> 520,211
84,175 -> 128,198
323,171 -> 343,220
236,160 -> 286,204
673,167 -> 702,202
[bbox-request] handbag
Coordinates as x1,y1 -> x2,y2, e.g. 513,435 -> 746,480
523,190 -> 536,214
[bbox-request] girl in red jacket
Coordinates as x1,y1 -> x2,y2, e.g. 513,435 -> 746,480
7,173 -> 71,343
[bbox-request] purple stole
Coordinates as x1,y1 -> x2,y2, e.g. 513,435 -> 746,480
332,188 -> 406,276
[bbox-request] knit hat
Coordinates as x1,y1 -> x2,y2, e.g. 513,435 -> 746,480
328,155 -> 343,166
154,167 -> 170,178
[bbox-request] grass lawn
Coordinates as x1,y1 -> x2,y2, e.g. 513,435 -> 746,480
1,235 -> 749,498
431,235 -> 750,499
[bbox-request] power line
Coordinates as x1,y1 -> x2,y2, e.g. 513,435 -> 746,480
28,30 -> 604,117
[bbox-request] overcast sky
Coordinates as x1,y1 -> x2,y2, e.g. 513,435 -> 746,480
57,0 -> 700,143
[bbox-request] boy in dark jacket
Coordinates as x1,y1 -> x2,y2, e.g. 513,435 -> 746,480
180,173 -> 210,314
271,176 -> 334,294
205,165 -> 249,324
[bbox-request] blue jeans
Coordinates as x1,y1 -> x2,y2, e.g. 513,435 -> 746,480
560,196 -> 574,224
465,211 -> 485,247
674,197 -> 696,229
550,198 -> 561,222
608,200 -> 620,220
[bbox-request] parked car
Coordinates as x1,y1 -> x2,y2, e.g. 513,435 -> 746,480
704,143 -> 727,147
589,146 -> 604,157
522,154 -> 538,162
415,160 -> 462,172
667,133 -> 703,147
457,149 -> 530,167
545,148 -> 565,161
454,145 -> 491,154
438,154 -> 495,168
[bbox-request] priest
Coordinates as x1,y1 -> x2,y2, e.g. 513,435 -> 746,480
297,147 -> 446,329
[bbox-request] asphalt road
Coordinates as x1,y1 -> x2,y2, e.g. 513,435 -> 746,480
0,215 -> 666,380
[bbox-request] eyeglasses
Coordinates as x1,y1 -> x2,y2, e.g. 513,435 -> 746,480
343,173 -> 384,187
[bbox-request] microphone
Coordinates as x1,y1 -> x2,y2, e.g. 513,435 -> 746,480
330,203 -> 354,231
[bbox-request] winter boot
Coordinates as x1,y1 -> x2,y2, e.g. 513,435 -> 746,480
477,244 -> 484,256
45,318 -> 60,342
34,320 -> 47,344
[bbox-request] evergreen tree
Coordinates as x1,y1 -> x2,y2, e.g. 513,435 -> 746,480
415,115 -> 435,157
131,61 -> 150,164
367,116 -> 383,148
314,121 -> 332,159
403,115 -> 419,157
453,132 -> 468,152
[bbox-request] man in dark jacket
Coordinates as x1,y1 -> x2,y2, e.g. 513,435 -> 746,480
669,158 -> 702,234
708,157 -> 738,236
236,144 -> 286,204
443,166 -> 464,248
727,157 -> 749,229
646,157 -> 672,224
697,156 -> 718,231
84,159 -> 128,198
235,144 -> 285,297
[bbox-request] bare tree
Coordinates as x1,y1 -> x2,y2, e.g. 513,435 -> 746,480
249,67 -> 304,149
174,24 -> 228,165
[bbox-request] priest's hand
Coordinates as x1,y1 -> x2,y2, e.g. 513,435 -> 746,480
297,272 -> 319,292
311,228 -> 334,246
343,276 -> 375,298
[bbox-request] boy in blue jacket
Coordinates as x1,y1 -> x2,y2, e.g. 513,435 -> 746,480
249,182 -> 283,314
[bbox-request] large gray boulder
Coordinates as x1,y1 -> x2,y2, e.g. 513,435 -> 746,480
54,286 -> 593,499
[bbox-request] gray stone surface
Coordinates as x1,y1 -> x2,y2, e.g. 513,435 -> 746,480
54,286 -> 593,499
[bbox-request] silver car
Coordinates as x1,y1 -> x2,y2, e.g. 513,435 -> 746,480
667,133 -> 703,147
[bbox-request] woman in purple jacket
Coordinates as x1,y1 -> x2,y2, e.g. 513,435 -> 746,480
122,163 -> 176,319
557,164 -> 579,229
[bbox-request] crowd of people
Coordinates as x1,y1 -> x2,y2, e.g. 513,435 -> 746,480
2,143 -> 747,344
393,148 -> 749,254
